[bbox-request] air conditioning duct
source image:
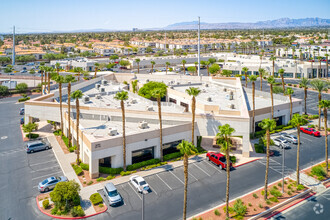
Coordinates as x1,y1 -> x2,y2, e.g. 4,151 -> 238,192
101,80 -> 108,85
82,95 -> 90,104
96,94 -> 102,99
95,83 -> 101,89
146,106 -> 153,111
108,128 -> 118,136
207,97 -> 212,102
99,87 -> 105,92
139,121 -> 148,129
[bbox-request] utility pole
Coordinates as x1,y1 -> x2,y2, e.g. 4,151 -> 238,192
262,28 -> 265,50
282,144 -> 285,193
198,16 -> 201,77
165,30 -> 167,53
12,25 -> 15,66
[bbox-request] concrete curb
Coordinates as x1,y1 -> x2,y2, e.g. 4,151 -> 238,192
248,188 -> 313,220
36,195 -> 108,219
234,158 -> 260,168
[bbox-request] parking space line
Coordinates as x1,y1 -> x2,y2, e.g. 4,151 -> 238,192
192,163 -> 211,177
169,170 -> 184,185
31,171 -> 62,181
30,159 -> 57,167
156,174 -> 172,190
149,185 -> 157,195
189,172 -> 198,181
31,165 -> 60,173
202,160 -> 222,173
128,183 -> 142,200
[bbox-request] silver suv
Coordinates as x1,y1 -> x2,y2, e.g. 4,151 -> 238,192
26,141 -> 50,153
103,182 -> 122,206
272,137 -> 290,149
280,133 -> 298,144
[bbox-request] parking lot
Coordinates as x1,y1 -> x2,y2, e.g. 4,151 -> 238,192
98,157 -> 229,219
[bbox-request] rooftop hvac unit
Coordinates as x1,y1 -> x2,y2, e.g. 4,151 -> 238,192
95,83 -> 101,89
188,81 -> 191,84
99,87 -> 105,92
205,83 -> 209,87
230,104 -> 235,109
108,128 -> 118,136
225,94 -> 233,100
176,82 -> 180,85
82,95 -> 90,104
223,88 -> 227,92
207,97 -> 212,102
170,86 -> 174,89
146,79 -> 149,82
130,99 -> 137,104
101,80 -> 108,85
139,121 -> 148,129
146,106 -> 154,111
229,91 -> 234,95
96,94 -> 102,99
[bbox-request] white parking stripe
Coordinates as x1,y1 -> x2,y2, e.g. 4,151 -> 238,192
156,174 -> 172,190
203,160 -> 223,173
31,166 -> 61,173
31,171 -> 62,181
169,170 -> 184,185
128,182 -> 142,200
189,172 -> 198,181
192,163 -> 211,177
30,159 -> 57,167
149,185 -> 157,195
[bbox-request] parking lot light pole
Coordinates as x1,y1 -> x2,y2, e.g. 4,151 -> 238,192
140,187 -> 147,220
282,144 -> 285,193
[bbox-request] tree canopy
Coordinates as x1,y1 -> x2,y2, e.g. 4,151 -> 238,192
138,81 -> 167,99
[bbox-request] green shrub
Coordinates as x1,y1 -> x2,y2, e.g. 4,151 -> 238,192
68,147 -> 75,152
223,206 -> 234,214
270,188 -> 282,198
0,85 -> 9,96
311,165 -> 326,179
283,125 -> 293,130
288,83 -> 292,86
99,203 -> 104,208
26,133 -> 39,139
80,163 -> 89,171
106,175 -> 115,180
308,124 -> 315,128
90,193 -> 103,205
288,191 -> 292,195
233,199 -> 247,217
214,209 -> 221,216
297,184 -> 304,190
51,207 -> 58,215
284,180 -> 287,185
248,203 -> 252,207
275,125 -> 285,130
127,158 -> 161,171
164,152 -> 183,161
18,97 -> 30,102
275,129 -> 282,133
253,193 -> 258,199
278,182 -> 282,187
16,83 -> 28,93
293,84 -> 297,87
261,190 -> 269,196
42,199 -> 49,209
72,164 -> 83,176
71,205 -> 85,217
96,177 -> 105,182
258,204 -> 263,208
254,144 -> 265,153
269,197 -> 279,203
99,166 -> 123,175
140,162 -> 167,171
312,115 -> 319,119
230,156 -> 237,164
273,186 -> 278,190
120,170 -> 136,176
87,181 -> 93,185
53,129 -> 62,136
266,200 -> 272,205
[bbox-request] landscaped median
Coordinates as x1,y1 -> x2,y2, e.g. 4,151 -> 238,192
36,180 -> 107,219
191,178 -> 308,220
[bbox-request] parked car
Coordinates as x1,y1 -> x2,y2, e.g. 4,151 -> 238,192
130,175 -> 150,193
19,108 -> 24,115
119,66 -> 127,70
38,176 -> 68,192
206,152 -> 232,170
272,137 -> 290,149
20,117 -> 24,124
300,127 -> 321,137
160,67 -> 166,71
26,140 -> 51,153
280,132 -> 298,144
20,70 -> 27,73
103,182 -> 122,206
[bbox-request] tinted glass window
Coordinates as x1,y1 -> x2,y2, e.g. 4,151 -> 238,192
42,179 -> 48,185
219,157 -> 226,162
139,181 -> 146,185
109,190 -> 118,197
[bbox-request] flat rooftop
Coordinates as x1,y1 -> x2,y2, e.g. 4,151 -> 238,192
244,90 -> 288,110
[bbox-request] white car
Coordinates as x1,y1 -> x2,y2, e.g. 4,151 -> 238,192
272,137 -> 290,149
130,175 -> 150,193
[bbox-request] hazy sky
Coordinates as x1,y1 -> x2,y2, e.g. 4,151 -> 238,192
1,0 -> 330,33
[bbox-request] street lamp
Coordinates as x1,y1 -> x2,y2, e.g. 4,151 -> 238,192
281,144 -> 285,193
140,186 -> 148,220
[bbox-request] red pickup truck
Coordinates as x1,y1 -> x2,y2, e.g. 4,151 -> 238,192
206,152 -> 232,170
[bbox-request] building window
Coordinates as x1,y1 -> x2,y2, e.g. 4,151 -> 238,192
99,156 -> 112,168
132,146 -> 155,164
163,140 -> 182,155
180,102 -> 189,112
169,98 -> 177,104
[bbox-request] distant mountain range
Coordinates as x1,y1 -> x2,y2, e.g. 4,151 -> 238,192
162,17 -> 330,30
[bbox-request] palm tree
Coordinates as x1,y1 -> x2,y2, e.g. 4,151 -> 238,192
299,78 -> 309,115
64,75 -> 76,148
258,118 -> 276,200
285,47 -> 288,57
94,63 -> 99,78
285,87 -> 294,120
242,67 -> 249,87
205,61 -> 211,76
135,58 -> 140,74
114,91 -> 129,171
150,61 -> 155,74
258,68 -> 266,91
294,55 -> 298,78
289,114 -> 306,185
249,75 -> 258,135
39,65 -> 45,93
292,47 -> 296,59
325,54 -> 329,79
71,90 -> 83,165
259,49 -> 265,69
186,87 -> 201,145
310,79 -> 328,129
55,62 -> 60,76
47,67 -> 54,94
267,76 -> 276,119
278,68 -> 286,93
53,75 -> 65,135
270,55 -> 276,77
181,60 -> 186,75
176,140 -> 198,220
216,124 -> 235,219
320,100 -> 330,174
309,57 -> 314,78
317,56 -> 322,78
165,62 -> 170,75
194,62 -> 198,75
151,88 -> 167,162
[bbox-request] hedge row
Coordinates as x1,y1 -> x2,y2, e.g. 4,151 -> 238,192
89,193 -> 103,205
99,166 -> 123,175
72,164 -> 83,176
26,133 -> 39,139
164,152 -> 183,161
127,158 -> 161,171
80,163 -> 89,171
18,97 -> 30,102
